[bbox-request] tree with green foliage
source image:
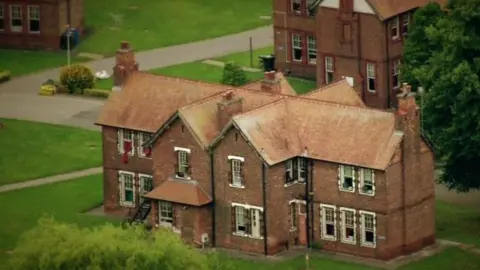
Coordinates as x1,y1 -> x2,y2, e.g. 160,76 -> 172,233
400,2 -> 446,91
8,218 -> 233,270
59,64 -> 95,94
221,62 -> 247,86
414,0 -> 480,191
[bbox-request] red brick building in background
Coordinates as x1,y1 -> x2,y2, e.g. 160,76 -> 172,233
272,0 -> 447,109
0,0 -> 84,49
95,42 -> 436,260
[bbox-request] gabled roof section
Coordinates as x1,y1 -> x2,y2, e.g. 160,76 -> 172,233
230,98 -> 402,170
303,79 -> 366,108
367,0 -> 448,20
144,178 -> 212,206
243,72 -> 297,96
178,89 -> 284,148
95,72 -> 228,132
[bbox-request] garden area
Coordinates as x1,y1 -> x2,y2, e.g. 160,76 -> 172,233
0,0 -> 272,77
0,118 -> 102,185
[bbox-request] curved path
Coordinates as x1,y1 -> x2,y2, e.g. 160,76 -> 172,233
0,25 -> 478,207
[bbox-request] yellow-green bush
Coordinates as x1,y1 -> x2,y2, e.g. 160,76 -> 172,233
0,70 -> 11,83
59,64 -> 95,94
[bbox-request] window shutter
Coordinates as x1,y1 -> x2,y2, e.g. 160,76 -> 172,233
231,206 -> 236,233
245,208 -> 252,234
293,158 -> 298,181
117,129 -> 122,153
337,165 -> 342,189
228,160 -> 233,184
259,210 -> 265,237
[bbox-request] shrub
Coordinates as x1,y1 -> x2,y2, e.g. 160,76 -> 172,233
59,64 -> 95,94
0,70 -> 11,84
221,62 -> 247,86
84,88 -> 111,98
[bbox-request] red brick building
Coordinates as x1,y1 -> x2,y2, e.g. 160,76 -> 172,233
0,0 -> 84,49
273,0 -> 446,109
96,43 -> 435,260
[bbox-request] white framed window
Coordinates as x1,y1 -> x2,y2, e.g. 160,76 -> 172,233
137,132 -> 152,158
325,56 -> 334,84
292,33 -> 303,62
285,157 -> 307,186
390,16 -> 399,40
291,0 -> 301,14
10,5 -> 22,32
392,60 -> 401,89
117,129 -> 135,156
402,13 -> 410,35
118,171 -> 135,207
230,157 -> 244,188
28,5 -> 40,33
231,203 -> 263,239
307,35 -> 316,64
175,149 -> 190,178
307,0 -> 316,16
290,201 -> 298,230
359,169 -> 375,196
366,63 -> 376,92
159,201 -> 174,227
139,174 -> 153,204
0,4 -> 4,31
360,211 -> 376,247
320,204 -> 336,241
338,165 -> 355,192
340,207 -> 356,244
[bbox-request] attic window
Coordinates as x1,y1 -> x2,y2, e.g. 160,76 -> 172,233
235,133 -> 239,142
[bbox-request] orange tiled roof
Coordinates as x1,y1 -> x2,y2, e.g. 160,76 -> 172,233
95,72 -> 228,132
243,72 -> 297,96
178,89 -> 283,148
232,98 -> 403,170
303,79 -> 366,108
143,178 -> 212,206
367,0 -> 448,20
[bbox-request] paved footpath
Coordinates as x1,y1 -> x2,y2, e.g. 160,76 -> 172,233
0,26 -> 273,130
0,167 -> 102,193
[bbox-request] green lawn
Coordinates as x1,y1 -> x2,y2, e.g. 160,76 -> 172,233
78,0 -> 272,55
0,174 -> 112,251
436,201 -> 480,247
286,77 -> 318,94
215,46 -> 274,68
0,119 -> 102,185
0,49 -> 88,77
399,247 -> 480,270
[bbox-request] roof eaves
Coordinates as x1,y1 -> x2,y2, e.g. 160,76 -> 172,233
365,0 -> 385,20
144,112 -> 179,147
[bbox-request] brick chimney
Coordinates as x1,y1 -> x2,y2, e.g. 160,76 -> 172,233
217,90 -> 243,128
113,41 -> 139,87
261,71 -> 281,93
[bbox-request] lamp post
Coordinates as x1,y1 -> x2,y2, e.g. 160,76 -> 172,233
66,24 -> 71,66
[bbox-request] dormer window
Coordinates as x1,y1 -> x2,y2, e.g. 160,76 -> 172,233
174,147 -> 191,178
285,157 -> 307,186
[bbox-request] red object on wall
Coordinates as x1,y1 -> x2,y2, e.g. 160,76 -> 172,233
144,147 -> 152,158
123,141 -> 132,163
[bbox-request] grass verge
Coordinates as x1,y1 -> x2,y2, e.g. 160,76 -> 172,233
436,200 -> 480,247
0,118 -> 102,185
214,46 -> 274,68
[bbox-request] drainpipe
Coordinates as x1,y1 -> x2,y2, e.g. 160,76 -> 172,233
356,14 -> 363,100
385,21 -> 391,108
262,162 -> 268,255
209,151 -> 216,247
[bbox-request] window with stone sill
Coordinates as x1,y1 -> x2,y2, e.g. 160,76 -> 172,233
117,129 -> 135,156
159,201 -> 174,227
390,16 -> 399,40
392,60 -> 401,89
307,35 -> 317,64
285,157 -> 307,185
10,5 -> 22,32
359,168 -> 375,196
325,56 -> 334,84
231,204 -> 263,239
320,204 -> 336,240
366,62 -> 376,92
137,131 -> 152,158
402,13 -> 410,36
118,171 -> 135,207
139,174 -> 153,204
340,208 -> 356,244
175,148 -> 191,179
28,5 -> 40,33
338,165 -> 355,192
360,211 -> 376,247
292,33 -> 303,62
228,156 -> 245,188
291,0 -> 302,14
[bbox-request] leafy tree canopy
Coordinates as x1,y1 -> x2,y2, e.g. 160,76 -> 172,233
410,0 -> 480,191
8,218 -> 233,270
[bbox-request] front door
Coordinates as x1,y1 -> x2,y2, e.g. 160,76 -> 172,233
139,174 -> 153,204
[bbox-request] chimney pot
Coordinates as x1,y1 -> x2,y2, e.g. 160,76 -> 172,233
121,41 -> 130,50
